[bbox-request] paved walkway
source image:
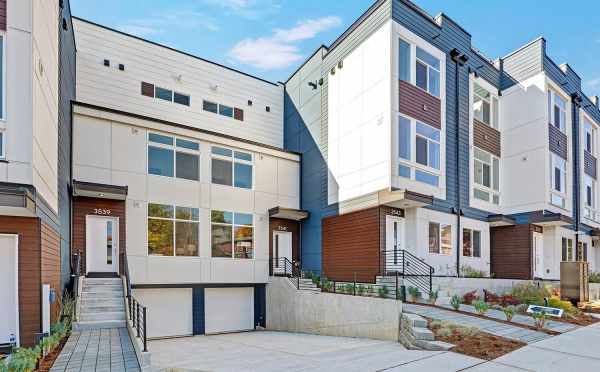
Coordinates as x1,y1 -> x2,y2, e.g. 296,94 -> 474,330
50,328 -> 140,372
439,303 -> 578,333
403,303 -> 550,344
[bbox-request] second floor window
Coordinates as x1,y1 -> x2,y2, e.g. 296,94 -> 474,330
398,115 -> 441,188
398,38 -> 441,98
584,175 -> 596,221
551,153 -> 567,208
147,203 -> 199,257
584,118 -> 596,154
473,83 -> 499,129
148,133 -> 200,181
211,146 -> 253,189
473,147 -> 500,205
548,90 -> 566,133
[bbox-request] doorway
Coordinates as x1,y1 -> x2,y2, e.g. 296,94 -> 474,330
272,231 -> 292,275
532,231 -> 544,278
385,215 -> 404,272
86,215 -> 119,274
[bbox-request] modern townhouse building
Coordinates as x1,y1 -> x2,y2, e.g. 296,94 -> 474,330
70,18 -> 304,338
284,0 -> 600,284
0,0 -> 75,348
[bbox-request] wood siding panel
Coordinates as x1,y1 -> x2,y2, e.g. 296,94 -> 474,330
490,224 -> 532,280
322,207 -> 380,283
584,151 -> 597,179
268,218 -> 300,264
73,197 -> 126,274
398,80 -> 441,129
473,119 -> 501,157
0,0 -> 5,31
549,123 -> 568,160
41,223 -> 61,324
0,216 -> 41,347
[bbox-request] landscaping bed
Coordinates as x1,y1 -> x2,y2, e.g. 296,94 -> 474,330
36,337 -> 68,372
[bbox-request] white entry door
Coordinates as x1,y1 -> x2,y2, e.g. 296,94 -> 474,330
0,234 -> 19,346
533,232 -> 544,278
385,216 -> 404,272
272,231 -> 292,274
86,216 -> 119,273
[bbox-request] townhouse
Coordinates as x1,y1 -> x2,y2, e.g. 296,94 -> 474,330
284,0 -> 600,282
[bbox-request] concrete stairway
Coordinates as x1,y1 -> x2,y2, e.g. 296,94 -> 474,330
298,278 -> 321,292
74,277 -> 127,331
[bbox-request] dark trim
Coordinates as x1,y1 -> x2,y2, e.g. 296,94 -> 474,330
72,180 -> 128,198
0,159 -> 8,163
73,101 -> 301,157
529,210 -> 573,225
132,283 -> 266,289
487,214 -> 516,225
268,206 -> 310,221
72,17 -> 278,87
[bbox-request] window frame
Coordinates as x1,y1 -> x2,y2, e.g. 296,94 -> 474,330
147,203 -> 200,257
548,89 -> 567,133
147,132 -> 200,181
428,222 -> 452,256
550,153 -> 567,209
584,174 -> 597,221
473,147 -> 500,205
398,37 -> 442,98
472,82 -> 499,129
210,146 -> 254,189
203,100 -> 244,122
0,34 -> 5,122
210,210 -> 254,259
415,46 -> 441,97
462,228 -> 481,258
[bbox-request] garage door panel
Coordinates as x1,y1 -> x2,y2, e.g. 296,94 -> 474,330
205,288 -> 254,334
134,288 -> 193,338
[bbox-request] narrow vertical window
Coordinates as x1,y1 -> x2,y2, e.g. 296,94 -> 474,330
106,221 -> 113,265
399,39 -> 411,82
398,116 -> 411,160
1,35 -> 5,120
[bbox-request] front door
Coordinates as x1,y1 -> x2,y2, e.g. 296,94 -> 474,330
533,232 -> 544,278
86,216 -> 118,274
385,216 -> 404,272
272,231 -> 292,275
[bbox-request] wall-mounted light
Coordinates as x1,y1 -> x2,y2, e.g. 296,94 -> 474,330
338,60 -> 344,69
248,100 -> 253,106
330,67 -> 336,75
308,81 -> 317,90
318,78 -> 324,86
119,64 -> 125,71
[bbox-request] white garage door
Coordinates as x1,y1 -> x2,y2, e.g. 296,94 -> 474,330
205,288 -> 254,334
0,235 -> 19,345
134,288 -> 193,338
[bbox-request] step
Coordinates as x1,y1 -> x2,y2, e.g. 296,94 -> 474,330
82,284 -> 123,291
79,311 -> 126,322
73,320 -> 126,331
83,277 -> 122,284
403,313 -> 428,328
409,326 -> 434,341
81,298 -> 124,308
81,304 -> 125,313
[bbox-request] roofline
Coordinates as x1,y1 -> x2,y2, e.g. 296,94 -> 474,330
72,101 -> 301,157
501,36 -> 545,60
71,16 -> 280,87
285,44 -> 328,84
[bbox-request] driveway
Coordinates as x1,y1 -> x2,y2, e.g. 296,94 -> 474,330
149,331 -> 486,372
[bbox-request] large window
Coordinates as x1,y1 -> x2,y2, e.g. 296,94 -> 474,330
148,133 -> 200,181
0,35 -> 4,120
562,237 -> 574,261
584,118 -> 596,155
398,115 -> 441,188
551,153 -> 567,208
462,228 -> 481,258
473,83 -> 499,129
473,147 -> 500,205
211,146 -> 253,189
429,222 -> 452,255
147,203 -> 199,256
211,210 -> 253,259
398,38 -> 441,97
548,90 -> 566,133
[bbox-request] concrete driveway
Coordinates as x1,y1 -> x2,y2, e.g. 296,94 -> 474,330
149,331 -> 485,372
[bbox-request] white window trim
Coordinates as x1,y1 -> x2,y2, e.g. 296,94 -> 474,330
210,210 -> 255,260
147,132 -> 200,180
428,221 -> 452,256
0,33 -> 5,123
415,48 -> 441,97
472,147 -> 500,205
550,153 -> 567,209
147,203 -> 200,257
472,82 -> 499,129
547,88 -> 568,134
461,228 -> 482,258
210,145 -> 254,190
398,114 -> 442,179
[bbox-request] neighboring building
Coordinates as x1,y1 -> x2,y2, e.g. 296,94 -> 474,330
284,0 -> 600,282
71,18 -> 304,338
0,0 -> 75,348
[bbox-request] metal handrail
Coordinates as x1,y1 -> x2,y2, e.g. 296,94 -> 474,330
380,249 -> 434,296
270,257 -> 300,289
121,252 -> 147,352
71,251 -> 82,319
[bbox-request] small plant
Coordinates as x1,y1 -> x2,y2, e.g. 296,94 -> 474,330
460,265 -> 486,278
378,285 -> 389,298
510,282 -> 551,306
366,285 -> 374,296
428,288 -> 439,305
356,284 -> 366,296
472,300 -> 489,315
456,326 -> 480,337
321,279 -> 333,292
344,283 -> 354,294
503,305 -> 516,322
532,311 -> 547,329
450,294 -> 461,311
407,286 -> 422,302
462,290 -> 479,305
589,271 -> 600,283
436,327 -> 453,337
547,296 -> 579,315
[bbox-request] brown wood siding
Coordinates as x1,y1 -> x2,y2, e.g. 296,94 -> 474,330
549,123 -> 568,160
41,222 -> 61,324
490,224 -> 532,280
584,151 -> 597,179
398,79 -> 441,129
473,119 -> 501,157
0,0 -> 6,31
322,207 -> 380,283
73,197 -> 126,274
0,216 -> 41,347
268,218 -> 300,265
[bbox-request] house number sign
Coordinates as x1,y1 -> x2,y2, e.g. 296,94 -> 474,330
390,209 -> 402,216
93,208 -> 112,215
277,226 -> 288,231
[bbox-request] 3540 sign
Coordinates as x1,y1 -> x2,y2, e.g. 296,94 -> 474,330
93,208 -> 112,215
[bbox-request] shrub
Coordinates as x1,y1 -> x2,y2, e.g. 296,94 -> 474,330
472,300 -> 489,315
547,296 -> 579,315
456,326 -> 480,337
516,303 -> 529,314
589,272 -> 600,283
460,265 -> 486,278
450,294 -> 461,310
321,279 -> 333,292
429,288 -> 439,305
356,284 -> 366,296
503,305 -> 516,322
510,282 -> 550,306
344,283 -> 354,294
407,286 -> 421,302
436,327 -> 453,337
532,311 -> 547,329
463,290 -> 479,305
366,285 -> 374,296
378,285 -> 389,298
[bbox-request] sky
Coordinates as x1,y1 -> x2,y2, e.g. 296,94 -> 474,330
71,0 -> 600,97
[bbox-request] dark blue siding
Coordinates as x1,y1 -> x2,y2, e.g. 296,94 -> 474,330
192,287 -> 205,335
253,284 -> 266,328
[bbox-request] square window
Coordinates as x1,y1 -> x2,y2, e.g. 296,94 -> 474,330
173,92 -> 190,106
398,164 -> 411,178
219,104 -> 233,117
234,107 -> 244,121
212,158 -> 233,186
148,146 -> 174,177
211,224 -> 232,258
141,82 -> 154,97
155,87 -> 173,101
203,100 -> 218,113
234,162 -> 253,189
176,152 -> 199,181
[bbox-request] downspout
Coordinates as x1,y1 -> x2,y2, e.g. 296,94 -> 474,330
572,93 -> 583,258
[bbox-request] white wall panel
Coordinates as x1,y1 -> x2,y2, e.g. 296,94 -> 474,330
134,289 -> 193,338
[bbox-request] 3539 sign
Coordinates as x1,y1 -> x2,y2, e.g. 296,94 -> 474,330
93,208 -> 111,215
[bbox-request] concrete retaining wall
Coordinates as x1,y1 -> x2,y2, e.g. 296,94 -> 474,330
266,277 -> 402,341
433,277 -> 559,298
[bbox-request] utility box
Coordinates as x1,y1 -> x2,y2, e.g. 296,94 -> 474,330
560,261 -> 589,303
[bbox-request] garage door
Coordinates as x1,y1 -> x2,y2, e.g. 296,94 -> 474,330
134,288 -> 193,338
205,288 -> 254,334
0,235 -> 18,345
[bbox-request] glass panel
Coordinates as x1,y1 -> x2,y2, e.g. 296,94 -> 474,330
473,95 -> 484,123
474,147 -> 490,162
416,47 -> 440,70
211,224 -> 232,257
492,97 -> 499,129
429,142 -> 440,170
474,188 -> 490,201
474,161 -> 484,185
441,225 -> 452,255
234,162 -> 253,189
554,167 -> 561,192
148,219 -> 174,256
0,36 -> 3,119
175,206 -> 192,220
398,116 -> 411,160
567,239 -> 573,261
212,146 -> 232,157
106,222 -> 113,264
416,61 -> 428,91
493,157 -> 499,191
234,226 -> 253,259
219,104 -> 234,117
203,100 -> 218,113
149,133 -> 173,145
482,100 -> 491,125
176,221 -> 198,256
398,164 -> 411,178
552,193 -> 565,208
148,146 -> 174,177
234,151 -> 252,162
234,213 -> 253,226
399,39 -> 411,82
428,223 -> 440,254
415,170 -> 438,186
173,92 -> 190,106
473,231 -> 481,257
176,138 -> 199,151
416,137 -> 428,166
554,105 -> 561,129
462,229 -> 472,257
212,158 -> 233,186
176,152 -> 199,181
211,210 -> 233,224
148,203 -> 174,218
482,163 -> 491,187
562,238 -> 567,261
428,68 -> 440,97
155,87 -> 172,101
416,122 -> 440,141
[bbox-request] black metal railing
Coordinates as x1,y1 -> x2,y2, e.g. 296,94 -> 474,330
121,252 -> 147,352
380,249 -> 434,296
270,257 -> 301,289
71,251 -> 82,319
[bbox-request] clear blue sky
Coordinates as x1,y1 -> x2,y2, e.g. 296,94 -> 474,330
71,0 -> 600,97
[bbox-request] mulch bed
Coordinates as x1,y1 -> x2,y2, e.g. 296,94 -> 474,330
552,312 -> 600,326
35,337 -> 68,372
426,318 -> 526,360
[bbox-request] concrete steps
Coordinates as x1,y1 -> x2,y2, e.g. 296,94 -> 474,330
75,277 -> 127,330
298,278 -> 321,292
399,312 -> 454,351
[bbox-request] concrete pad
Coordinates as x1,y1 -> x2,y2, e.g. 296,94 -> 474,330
494,345 -> 600,371
384,351 -> 483,371
527,325 -> 600,360
462,361 -> 533,371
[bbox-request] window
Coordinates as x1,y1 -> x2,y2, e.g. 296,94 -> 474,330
141,82 -> 190,106
577,242 -> 588,262
462,229 -> 481,257
473,147 -> 500,205
155,87 -> 172,101
415,122 -> 440,169
473,83 -> 499,129
398,39 -> 411,82
584,118 -> 596,154
211,210 -> 253,259
219,104 -> 233,118
174,92 -> 191,106
0,131 -> 4,159
584,175 -> 596,221
548,90 -> 566,133
562,237 -> 574,261
211,146 -> 253,189
203,100 -> 244,121
148,133 -> 200,181
429,222 -> 452,255
397,115 -> 442,187
398,116 -> 411,160
415,47 -> 440,97
147,203 -> 199,256
203,100 -> 218,113
0,35 -> 4,120
550,153 -> 567,208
